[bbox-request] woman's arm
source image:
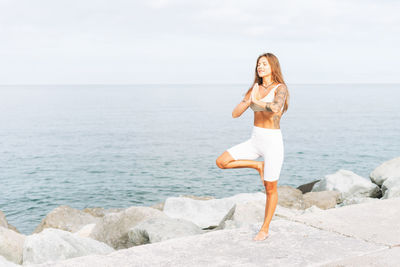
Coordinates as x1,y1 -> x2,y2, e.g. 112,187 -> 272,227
232,89 -> 252,118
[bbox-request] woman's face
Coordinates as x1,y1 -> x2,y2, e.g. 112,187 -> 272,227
257,56 -> 271,78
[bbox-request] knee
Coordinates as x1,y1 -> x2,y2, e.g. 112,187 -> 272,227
264,181 -> 278,195
266,188 -> 277,195
216,158 -> 226,169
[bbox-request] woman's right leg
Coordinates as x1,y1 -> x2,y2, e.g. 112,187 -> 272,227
216,151 -> 265,183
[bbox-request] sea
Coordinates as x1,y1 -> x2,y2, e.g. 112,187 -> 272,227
0,84 -> 399,234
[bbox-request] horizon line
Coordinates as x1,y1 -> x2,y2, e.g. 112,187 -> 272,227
0,82 -> 399,86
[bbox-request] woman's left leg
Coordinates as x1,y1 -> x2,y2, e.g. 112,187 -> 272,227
254,179 -> 278,241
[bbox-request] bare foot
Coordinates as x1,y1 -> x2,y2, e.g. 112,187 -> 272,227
256,161 -> 264,185
253,229 -> 269,241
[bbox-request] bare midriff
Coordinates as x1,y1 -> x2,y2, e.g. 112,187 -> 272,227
253,110 -> 283,129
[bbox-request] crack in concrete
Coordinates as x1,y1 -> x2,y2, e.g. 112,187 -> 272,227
276,214 -> 392,248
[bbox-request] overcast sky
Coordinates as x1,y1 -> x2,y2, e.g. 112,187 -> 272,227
1,0 -> 399,84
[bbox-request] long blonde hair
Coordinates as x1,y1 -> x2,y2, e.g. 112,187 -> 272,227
246,53 -> 289,114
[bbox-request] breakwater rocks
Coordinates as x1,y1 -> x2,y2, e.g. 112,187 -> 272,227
0,157 -> 399,266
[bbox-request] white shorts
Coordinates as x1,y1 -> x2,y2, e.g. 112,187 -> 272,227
227,126 -> 284,182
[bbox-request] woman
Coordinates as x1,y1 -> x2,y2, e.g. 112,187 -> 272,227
216,53 -> 289,241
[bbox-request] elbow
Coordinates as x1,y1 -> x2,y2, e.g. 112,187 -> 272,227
232,112 -> 242,118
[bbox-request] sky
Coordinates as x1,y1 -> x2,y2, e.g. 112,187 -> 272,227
0,0 -> 399,84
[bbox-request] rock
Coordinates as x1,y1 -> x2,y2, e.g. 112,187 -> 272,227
303,191 -> 342,209
216,199 -> 266,230
179,195 -> 215,200
89,206 -> 168,249
82,207 -> 124,218
150,202 -> 164,211
0,255 -> 19,267
34,205 -> 101,234
277,185 -> 305,209
338,196 -> 381,207
0,226 -> 25,264
23,219 -> 387,267
274,205 -> 304,220
163,192 -> 265,229
370,157 -> 400,186
302,205 -> 324,214
0,211 -> 7,228
381,176 -> 400,199
0,211 -> 19,233
75,223 -> 96,238
23,228 -> 114,265
312,169 -> 381,199
274,204 -> 324,221
128,217 -> 202,245
215,205 -> 237,229
296,180 -> 321,194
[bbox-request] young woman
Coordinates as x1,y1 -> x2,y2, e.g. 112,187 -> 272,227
216,53 -> 289,241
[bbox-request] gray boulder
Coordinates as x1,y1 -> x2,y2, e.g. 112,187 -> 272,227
216,199 -> 266,230
277,186 -> 305,209
0,226 -> 25,264
381,176 -> 400,199
128,217 -> 202,245
312,169 -> 381,199
23,228 -> 114,265
370,157 -> 400,186
89,206 -> 167,249
303,191 -> 342,209
34,205 -> 100,234
163,192 -> 265,229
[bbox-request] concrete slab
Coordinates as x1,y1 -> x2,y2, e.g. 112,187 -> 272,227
290,197 -> 400,247
321,247 -> 400,267
31,219 -> 386,267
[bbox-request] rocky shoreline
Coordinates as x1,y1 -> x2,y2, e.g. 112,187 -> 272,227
1,157 -> 399,266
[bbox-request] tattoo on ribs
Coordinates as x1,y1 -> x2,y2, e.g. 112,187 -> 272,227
273,114 -> 280,128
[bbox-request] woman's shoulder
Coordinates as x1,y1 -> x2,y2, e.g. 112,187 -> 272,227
276,83 -> 288,90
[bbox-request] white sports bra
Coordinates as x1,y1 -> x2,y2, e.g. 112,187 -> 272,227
249,83 -> 284,112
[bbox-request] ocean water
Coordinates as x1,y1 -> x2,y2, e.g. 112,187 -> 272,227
0,84 -> 399,234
